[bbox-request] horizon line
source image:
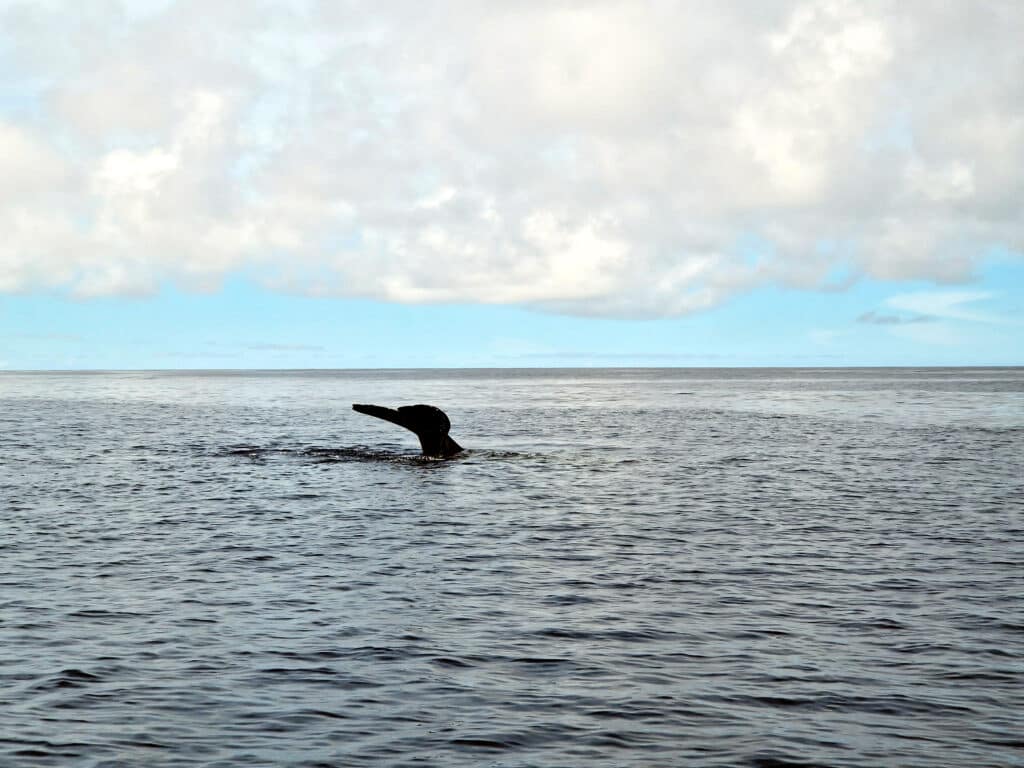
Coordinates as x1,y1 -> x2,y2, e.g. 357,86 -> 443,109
2,364 -> 1022,374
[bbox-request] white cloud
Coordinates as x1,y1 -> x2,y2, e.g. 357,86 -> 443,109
887,321 -> 967,347
885,290 -> 1006,324
0,0 -> 1022,316
857,289 -> 1018,347
807,329 -> 831,345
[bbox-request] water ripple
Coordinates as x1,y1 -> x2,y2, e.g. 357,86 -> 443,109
1,368 -> 1021,767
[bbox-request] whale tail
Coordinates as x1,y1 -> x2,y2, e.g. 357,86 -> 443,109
352,403 -> 464,457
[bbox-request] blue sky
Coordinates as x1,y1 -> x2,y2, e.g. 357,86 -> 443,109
4,258 -> 1021,368
1,2 -> 1022,368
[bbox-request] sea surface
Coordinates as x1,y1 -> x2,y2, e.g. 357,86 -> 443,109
1,368 -> 1022,767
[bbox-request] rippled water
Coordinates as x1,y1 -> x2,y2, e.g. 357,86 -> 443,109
2,368 -> 1022,767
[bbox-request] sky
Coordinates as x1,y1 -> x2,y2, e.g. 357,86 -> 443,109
1,0 -> 1022,369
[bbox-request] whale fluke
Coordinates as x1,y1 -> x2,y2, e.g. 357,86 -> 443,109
352,403 -> 464,458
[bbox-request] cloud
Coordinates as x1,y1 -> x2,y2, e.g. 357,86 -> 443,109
862,289 -> 1018,346
884,290 -> 1006,323
516,352 -> 729,361
244,343 -> 324,351
857,310 -> 932,325
1,1 -> 1022,316
808,328 -> 846,345
8,332 -> 85,341
884,319 -> 968,347
200,340 -> 325,351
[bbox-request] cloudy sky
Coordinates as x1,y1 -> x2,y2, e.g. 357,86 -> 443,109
1,0 -> 1021,368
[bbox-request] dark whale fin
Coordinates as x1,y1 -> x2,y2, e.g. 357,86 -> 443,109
352,403 -> 464,458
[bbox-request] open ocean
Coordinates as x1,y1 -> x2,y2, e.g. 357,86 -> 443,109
1,367 -> 1022,767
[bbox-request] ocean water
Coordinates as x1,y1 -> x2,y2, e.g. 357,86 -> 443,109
1,367 -> 1021,767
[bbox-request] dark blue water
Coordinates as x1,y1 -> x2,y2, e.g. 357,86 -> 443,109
1,368 -> 1022,767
